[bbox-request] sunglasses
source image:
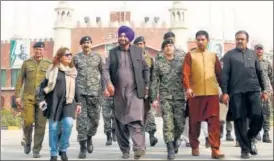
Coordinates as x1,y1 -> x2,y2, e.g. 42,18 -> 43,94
64,53 -> 72,57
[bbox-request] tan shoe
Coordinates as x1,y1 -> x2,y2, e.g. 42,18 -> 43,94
211,149 -> 225,159
192,148 -> 199,156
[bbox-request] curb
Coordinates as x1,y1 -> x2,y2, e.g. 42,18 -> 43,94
1,126 -> 20,130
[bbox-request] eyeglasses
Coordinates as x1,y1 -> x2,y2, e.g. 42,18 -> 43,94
64,53 -> 72,57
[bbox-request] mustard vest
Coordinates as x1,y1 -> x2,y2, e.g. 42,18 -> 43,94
190,49 -> 219,96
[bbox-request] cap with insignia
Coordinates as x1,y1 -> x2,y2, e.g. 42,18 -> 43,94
254,44 -> 264,50
133,36 -> 145,45
80,36 -> 92,45
163,32 -> 175,40
161,39 -> 174,49
33,42 -> 45,48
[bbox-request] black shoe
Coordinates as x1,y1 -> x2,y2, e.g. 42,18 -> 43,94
263,131 -> 272,143
78,140 -> 87,159
106,132 -> 112,146
226,131 -> 234,141
167,142 -> 175,160
173,139 -> 181,154
122,152 -> 130,159
50,156 -> 58,161
241,151 -> 250,159
112,129 -> 117,142
59,151 -> 68,161
134,149 -> 145,159
87,136 -> 93,153
249,139 -> 258,155
33,152 -> 41,158
24,144 -> 31,154
149,134 -> 158,147
205,137 -> 210,148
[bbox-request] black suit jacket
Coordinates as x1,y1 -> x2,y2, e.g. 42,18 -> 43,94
103,45 -> 150,98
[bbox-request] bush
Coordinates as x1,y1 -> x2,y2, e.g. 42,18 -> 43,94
1,108 -> 22,127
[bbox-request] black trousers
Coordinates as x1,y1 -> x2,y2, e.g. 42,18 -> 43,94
230,92 -> 263,153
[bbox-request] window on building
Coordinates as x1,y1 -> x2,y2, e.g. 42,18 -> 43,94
1,69 -> 7,87
11,69 -> 20,88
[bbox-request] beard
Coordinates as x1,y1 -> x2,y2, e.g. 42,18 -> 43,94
118,40 -> 130,47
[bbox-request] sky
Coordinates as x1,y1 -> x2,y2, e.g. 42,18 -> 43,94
1,1 -> 273,50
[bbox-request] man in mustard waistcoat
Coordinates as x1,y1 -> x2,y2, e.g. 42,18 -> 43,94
182,30 -> 224,159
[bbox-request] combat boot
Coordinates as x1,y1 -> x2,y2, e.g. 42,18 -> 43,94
112,129 -> 117,142
149,133 -> 158,147
167,142 -> 175,160
78,140 -> 87,159
24,144 -> 31,154
106,132 -> 112,146
173,138 -> 181,154
263,131 -> 272,143
87,136 -> 93,153
226,131 -> 234,141
205,137 -> 210,148
50,156 -> 57,161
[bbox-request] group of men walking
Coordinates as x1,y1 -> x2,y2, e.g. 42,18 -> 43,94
15,25 -> 272,160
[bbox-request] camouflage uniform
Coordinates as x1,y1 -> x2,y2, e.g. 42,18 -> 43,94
15,57 -> 51,154
143,51 -> 157,134
258,59 -> 273,142
73,52 -> 103,142
149,52 -> 186,144
102,96 -> 115,134
143,50 -> 158,146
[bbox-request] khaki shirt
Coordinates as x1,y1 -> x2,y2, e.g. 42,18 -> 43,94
15,57 -> 51,102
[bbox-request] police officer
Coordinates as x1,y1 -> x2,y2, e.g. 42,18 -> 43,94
15,42 -> 51,158
254,44 -> 273,143
74,36 -> 104,159
133,36 -> 158,147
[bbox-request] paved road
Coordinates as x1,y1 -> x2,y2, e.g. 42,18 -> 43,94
1,117 -> 273,160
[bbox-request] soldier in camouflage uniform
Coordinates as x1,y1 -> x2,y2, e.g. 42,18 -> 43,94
73,36 -> 104,159
134,36 -> 158,147
101,96 -> 116,145
15,42 -> 51,158
150,39 -> 186,160
254,44 -> 273,143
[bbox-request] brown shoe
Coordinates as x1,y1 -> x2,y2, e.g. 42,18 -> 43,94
134,149 -> 145,159
192,148 -> 199,156
211,149 -> 225,159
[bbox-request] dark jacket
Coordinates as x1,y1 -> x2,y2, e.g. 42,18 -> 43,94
221,48 -> 266,95
103,45 -> 150,98
37,70 -> 80,121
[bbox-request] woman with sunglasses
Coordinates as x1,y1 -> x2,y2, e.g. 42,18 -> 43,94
38,47 -> 81,161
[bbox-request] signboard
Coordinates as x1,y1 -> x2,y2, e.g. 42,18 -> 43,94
208,40 -> 224,59
10,39 -> 31,68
